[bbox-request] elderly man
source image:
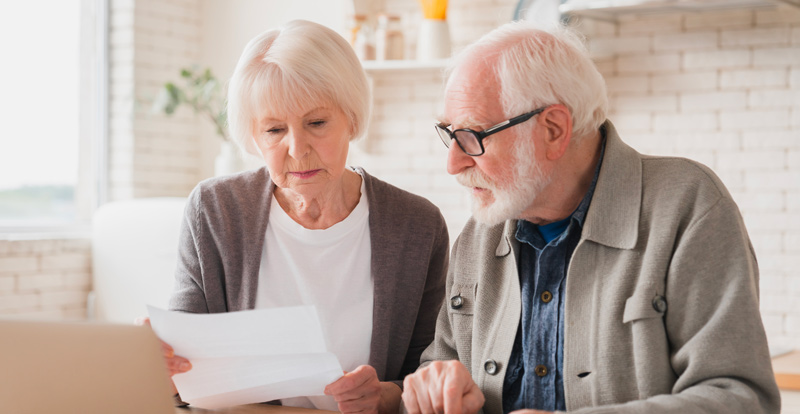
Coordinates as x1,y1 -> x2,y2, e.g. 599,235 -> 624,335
401,22 -> 780,414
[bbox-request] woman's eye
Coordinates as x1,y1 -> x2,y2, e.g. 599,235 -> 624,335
308,120 -> 326,127
266,128 -> 284,134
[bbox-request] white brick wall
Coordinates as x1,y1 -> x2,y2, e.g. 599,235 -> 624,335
683,49 -> 752,69
0,239 -> 92,320
108,0 -> 203,201
582,4 -> 800,349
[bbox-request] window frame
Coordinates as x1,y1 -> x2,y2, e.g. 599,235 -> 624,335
0,0 -> 109,237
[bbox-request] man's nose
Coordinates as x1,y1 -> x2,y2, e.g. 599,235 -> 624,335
446,140 -> 475,175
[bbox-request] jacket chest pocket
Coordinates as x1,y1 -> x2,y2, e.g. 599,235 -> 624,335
449,283 -> 476,315
622,291 -> 667,323
449,282 -> 476,362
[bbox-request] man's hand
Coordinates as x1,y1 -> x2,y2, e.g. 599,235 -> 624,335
402,360 -> 485,414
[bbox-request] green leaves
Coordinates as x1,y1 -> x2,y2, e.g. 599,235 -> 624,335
153,65 -> 229,142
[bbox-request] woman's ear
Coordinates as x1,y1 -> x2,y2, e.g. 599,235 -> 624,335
539,104 -> 573,161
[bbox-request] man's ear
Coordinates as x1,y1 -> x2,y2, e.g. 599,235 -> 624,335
539,104 -> 572,161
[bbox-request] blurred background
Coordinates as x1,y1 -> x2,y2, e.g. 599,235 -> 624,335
0,0 -> 798,404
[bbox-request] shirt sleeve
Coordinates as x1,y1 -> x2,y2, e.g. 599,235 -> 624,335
168,186 -> 210,314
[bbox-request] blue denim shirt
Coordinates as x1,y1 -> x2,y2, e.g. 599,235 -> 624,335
502,139 -> 605,413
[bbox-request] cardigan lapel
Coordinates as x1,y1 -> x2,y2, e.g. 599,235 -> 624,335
359,168 -> 395,381
236,167 -> 275,311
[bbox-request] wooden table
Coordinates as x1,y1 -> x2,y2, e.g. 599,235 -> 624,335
177,404 -> 337,414
773,350 -> 800,391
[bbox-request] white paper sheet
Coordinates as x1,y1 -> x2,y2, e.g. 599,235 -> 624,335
147,305 -> 343,409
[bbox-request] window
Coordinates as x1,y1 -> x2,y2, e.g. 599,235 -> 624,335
0,0 -> 107,232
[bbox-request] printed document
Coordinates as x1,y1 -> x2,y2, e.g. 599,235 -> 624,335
147,305 -> 343,409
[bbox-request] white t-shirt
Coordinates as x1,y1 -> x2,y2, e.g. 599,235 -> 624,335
254,174 -> 373,411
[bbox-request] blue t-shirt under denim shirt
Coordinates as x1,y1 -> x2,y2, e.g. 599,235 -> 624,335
502,134 -> 606,413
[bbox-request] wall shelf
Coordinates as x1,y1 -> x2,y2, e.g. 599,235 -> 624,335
560,0 -> 800,21
362,59 -> 450,73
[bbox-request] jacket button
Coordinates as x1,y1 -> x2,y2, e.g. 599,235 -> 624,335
484,359 -> 498,375
541,291 -> 553,303
652,295 -> 667,313
535,364 -> 548,377
450,295 -> 463,309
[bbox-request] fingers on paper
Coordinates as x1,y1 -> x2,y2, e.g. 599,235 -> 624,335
166,354 -> 192,376
136,315 -> 189,376
160,341 -> 175,358
133,316 -> 151,326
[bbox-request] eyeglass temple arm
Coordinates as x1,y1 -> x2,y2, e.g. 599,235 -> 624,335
478,109 -> 542,138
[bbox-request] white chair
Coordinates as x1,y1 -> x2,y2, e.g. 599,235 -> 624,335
90,197 -> 187,323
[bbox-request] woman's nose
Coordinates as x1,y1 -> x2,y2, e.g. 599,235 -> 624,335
286,129 -> 310,159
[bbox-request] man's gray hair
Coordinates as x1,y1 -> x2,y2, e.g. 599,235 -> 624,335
449,22 -> 608,141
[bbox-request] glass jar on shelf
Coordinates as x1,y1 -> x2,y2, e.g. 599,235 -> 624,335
347,14 -> 366,46
349,14 -> 375,61
375,13 -> 404,61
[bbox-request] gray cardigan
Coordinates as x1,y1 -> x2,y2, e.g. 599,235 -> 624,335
420,121 -> 781,413
169,167 -> 449,384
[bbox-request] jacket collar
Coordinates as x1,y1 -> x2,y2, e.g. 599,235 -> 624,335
582,121 -> 641,250
496,120 -> 641,255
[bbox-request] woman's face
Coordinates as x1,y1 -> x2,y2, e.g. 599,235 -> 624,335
254,105 -> 352,197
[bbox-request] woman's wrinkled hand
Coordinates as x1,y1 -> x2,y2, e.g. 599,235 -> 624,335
134,316 -> 192,394
324,365 -> 400,414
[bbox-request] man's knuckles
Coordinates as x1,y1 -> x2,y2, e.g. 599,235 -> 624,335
442,383 -> 463,397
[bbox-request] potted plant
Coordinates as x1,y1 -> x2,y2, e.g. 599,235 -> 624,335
153,66 -> 244,176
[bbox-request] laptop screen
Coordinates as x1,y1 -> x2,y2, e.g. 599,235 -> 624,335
0,319 -> 175,414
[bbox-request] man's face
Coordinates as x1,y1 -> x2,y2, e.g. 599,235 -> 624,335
443,65 -> 552,226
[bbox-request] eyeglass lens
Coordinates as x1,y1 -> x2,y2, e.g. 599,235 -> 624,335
437,127 -> 451,149
454,130 -> 482,155
437,126 -> 484,155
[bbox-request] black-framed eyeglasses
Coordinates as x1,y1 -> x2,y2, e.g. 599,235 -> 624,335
436,106 -> 548,156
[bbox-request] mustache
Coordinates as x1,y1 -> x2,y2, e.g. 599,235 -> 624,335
456,168 -> 494,189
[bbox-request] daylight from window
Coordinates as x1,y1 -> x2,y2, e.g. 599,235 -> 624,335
0,1 -> 81,226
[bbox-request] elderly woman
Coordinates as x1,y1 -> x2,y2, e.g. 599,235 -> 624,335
158,19 -> 449,414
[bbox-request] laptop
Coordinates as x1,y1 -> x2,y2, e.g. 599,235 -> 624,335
0,319 -> 175,414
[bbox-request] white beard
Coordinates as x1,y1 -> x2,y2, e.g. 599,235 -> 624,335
456,136 -> 551,226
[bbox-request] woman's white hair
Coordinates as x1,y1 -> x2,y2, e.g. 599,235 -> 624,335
227,19 -> 371,155
450,21 -> 608,141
